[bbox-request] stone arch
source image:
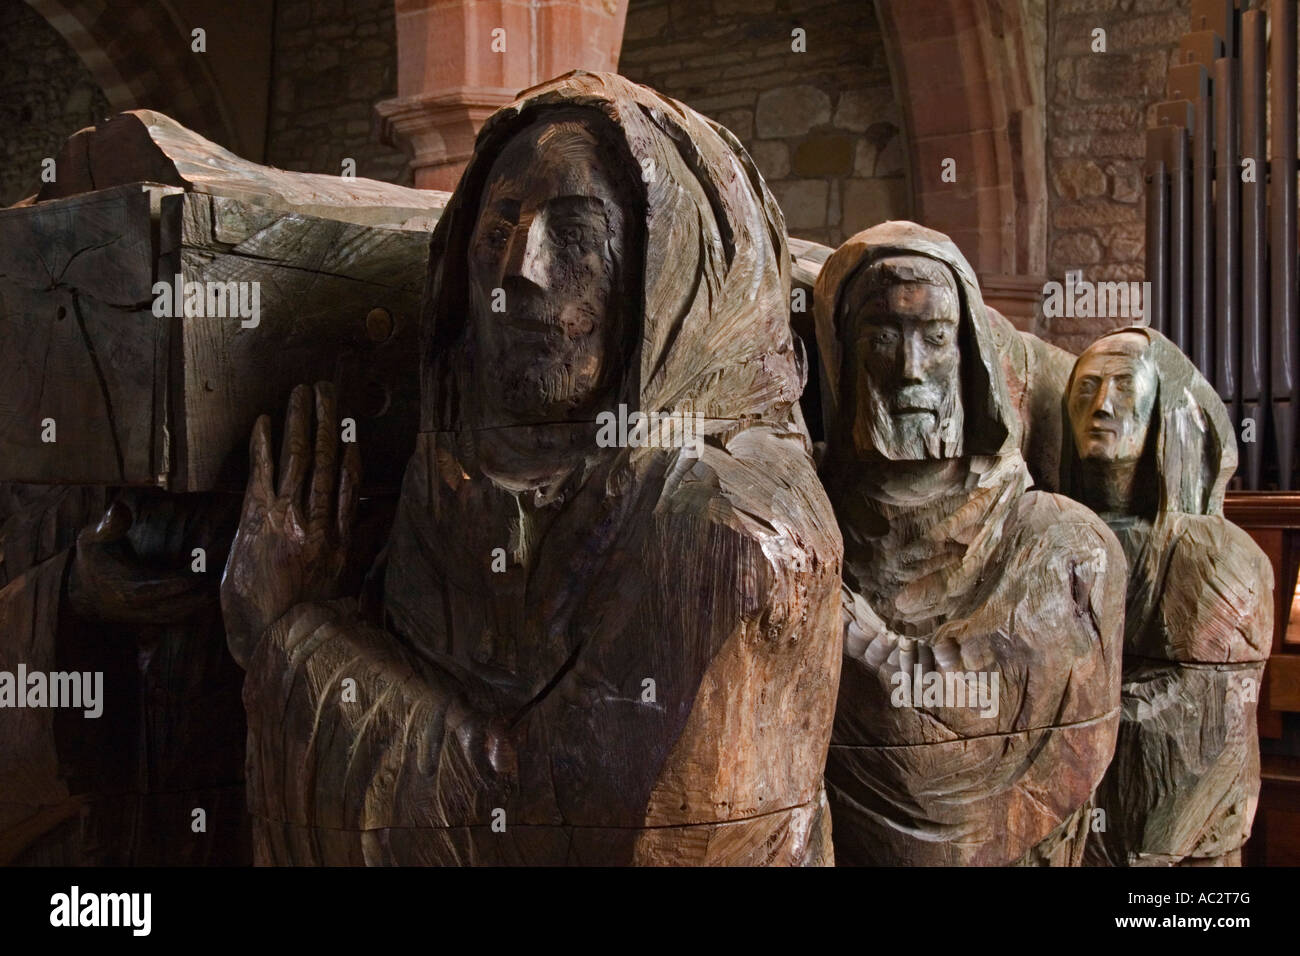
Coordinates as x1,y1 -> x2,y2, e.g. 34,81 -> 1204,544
23,0 -> 243,155
875,0 -> 1047,282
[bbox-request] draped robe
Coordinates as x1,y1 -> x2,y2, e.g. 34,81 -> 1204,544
237,72 -> 844,866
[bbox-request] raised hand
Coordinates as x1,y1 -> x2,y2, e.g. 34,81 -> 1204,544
220,382 -> 360,667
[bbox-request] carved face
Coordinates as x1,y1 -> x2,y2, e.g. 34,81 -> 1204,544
1068,331 -> 1157,463
842,256 -> 964,460
467,116 -> 628,423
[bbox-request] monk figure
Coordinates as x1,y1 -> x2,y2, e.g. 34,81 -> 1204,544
220,72 -> 843,865
1065,328 -> 1270,867
814,221 -> 1125,865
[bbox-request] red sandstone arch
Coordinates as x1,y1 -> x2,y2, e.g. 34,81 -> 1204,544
23,0 -> 243,156
875,0 -> 1046,284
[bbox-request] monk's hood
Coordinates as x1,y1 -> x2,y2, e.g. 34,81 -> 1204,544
1061,326 -> 1235,516
812,220 -> 1019,458
418,70 -> 807,437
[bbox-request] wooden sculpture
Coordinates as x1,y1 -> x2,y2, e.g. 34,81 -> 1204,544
220,71 -> 844,866
814,221 -> 1125,865
1065,328 -> 1271,866
0,109 -> 447,492
0,110 -> 447,865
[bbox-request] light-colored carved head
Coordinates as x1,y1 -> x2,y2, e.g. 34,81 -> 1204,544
1067,330 -> 1157,464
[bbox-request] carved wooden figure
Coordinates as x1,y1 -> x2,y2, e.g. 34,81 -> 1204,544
1065,328 -> 1271,866
814,221 -> 1125,865
221,71 -> 843,865
0,110 -> 449,865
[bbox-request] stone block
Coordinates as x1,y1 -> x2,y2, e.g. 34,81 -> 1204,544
1074,50 -> 1168,101
854,123 -> 903,177
1052,199 -> 1140,229
714,108 -> 753,142
792,134 -> 853,177
841,177 -> 908,235
750,140 -> 789,180
715,0 -> 777,14
769,179 -> 829,231
832,87 -> 898,132
1050,231 -> 1103,266
623,1 -> 669,41
755,85 -> 831,138
1106,160 -> 1143,203
1052,158 -> 1108,199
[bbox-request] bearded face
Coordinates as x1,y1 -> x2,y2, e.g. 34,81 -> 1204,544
842,256 -> 964,461
467,115 -> 628,424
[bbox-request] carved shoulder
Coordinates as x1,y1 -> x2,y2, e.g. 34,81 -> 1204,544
1153,515 -> 1273,662
651,443 -> 842,643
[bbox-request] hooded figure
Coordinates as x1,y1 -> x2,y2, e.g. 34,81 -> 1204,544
229,72 -> 843,865
813,221 -> 1124,865
1064,327 -> 1270,866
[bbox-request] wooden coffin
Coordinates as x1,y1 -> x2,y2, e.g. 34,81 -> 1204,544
0,111 -> 448,492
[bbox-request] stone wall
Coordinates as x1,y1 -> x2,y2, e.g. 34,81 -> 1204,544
618,0 -> 907,247
265,0 -> 411,185
0,0 -> 111,207
1046,0 -> 1191,352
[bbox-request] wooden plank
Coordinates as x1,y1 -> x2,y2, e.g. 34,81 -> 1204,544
0,185 -> 167,485
172,192 -> 426,492
37,110 -> 449,230
1224,491 -> 1300,528
1245,755 -> 1300,865
1265,653 -> 1300,712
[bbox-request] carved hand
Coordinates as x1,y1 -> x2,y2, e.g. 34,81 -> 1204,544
221,382 -> 360,666
842,584 -> 892,663
68,500 -> 216,626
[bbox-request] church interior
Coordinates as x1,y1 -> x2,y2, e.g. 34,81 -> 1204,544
1,0 -> 1298,870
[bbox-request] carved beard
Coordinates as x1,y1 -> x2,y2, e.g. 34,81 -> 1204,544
475,247 -> 617,421
861,373 -> 964,460
495,293 -> 607,416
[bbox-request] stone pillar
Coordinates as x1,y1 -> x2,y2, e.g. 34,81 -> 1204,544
877,0 -> 1048,279
377,0 -> 629,191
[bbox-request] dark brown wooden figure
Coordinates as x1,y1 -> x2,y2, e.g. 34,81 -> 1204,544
0,486 -> 247,865
1065,328 -> 1271,867
814,221 -> 1125,866
221,71 -> 844,866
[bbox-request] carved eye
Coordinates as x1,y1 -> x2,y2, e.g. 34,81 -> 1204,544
871,329 -> 899,349
924,329 -> 950,346
554,224 -> 588,248
483,222 -> 510,250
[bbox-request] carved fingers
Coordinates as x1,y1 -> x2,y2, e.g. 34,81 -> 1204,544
70,499 -> 215,626
278,383 -> 312,514
222,381 -> 361,667
308,382 -> 339,531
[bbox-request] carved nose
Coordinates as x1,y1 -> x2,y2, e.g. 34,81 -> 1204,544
1093,380 -> 1115,416
899,336 -> 923,383
503,214 -> 548,289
